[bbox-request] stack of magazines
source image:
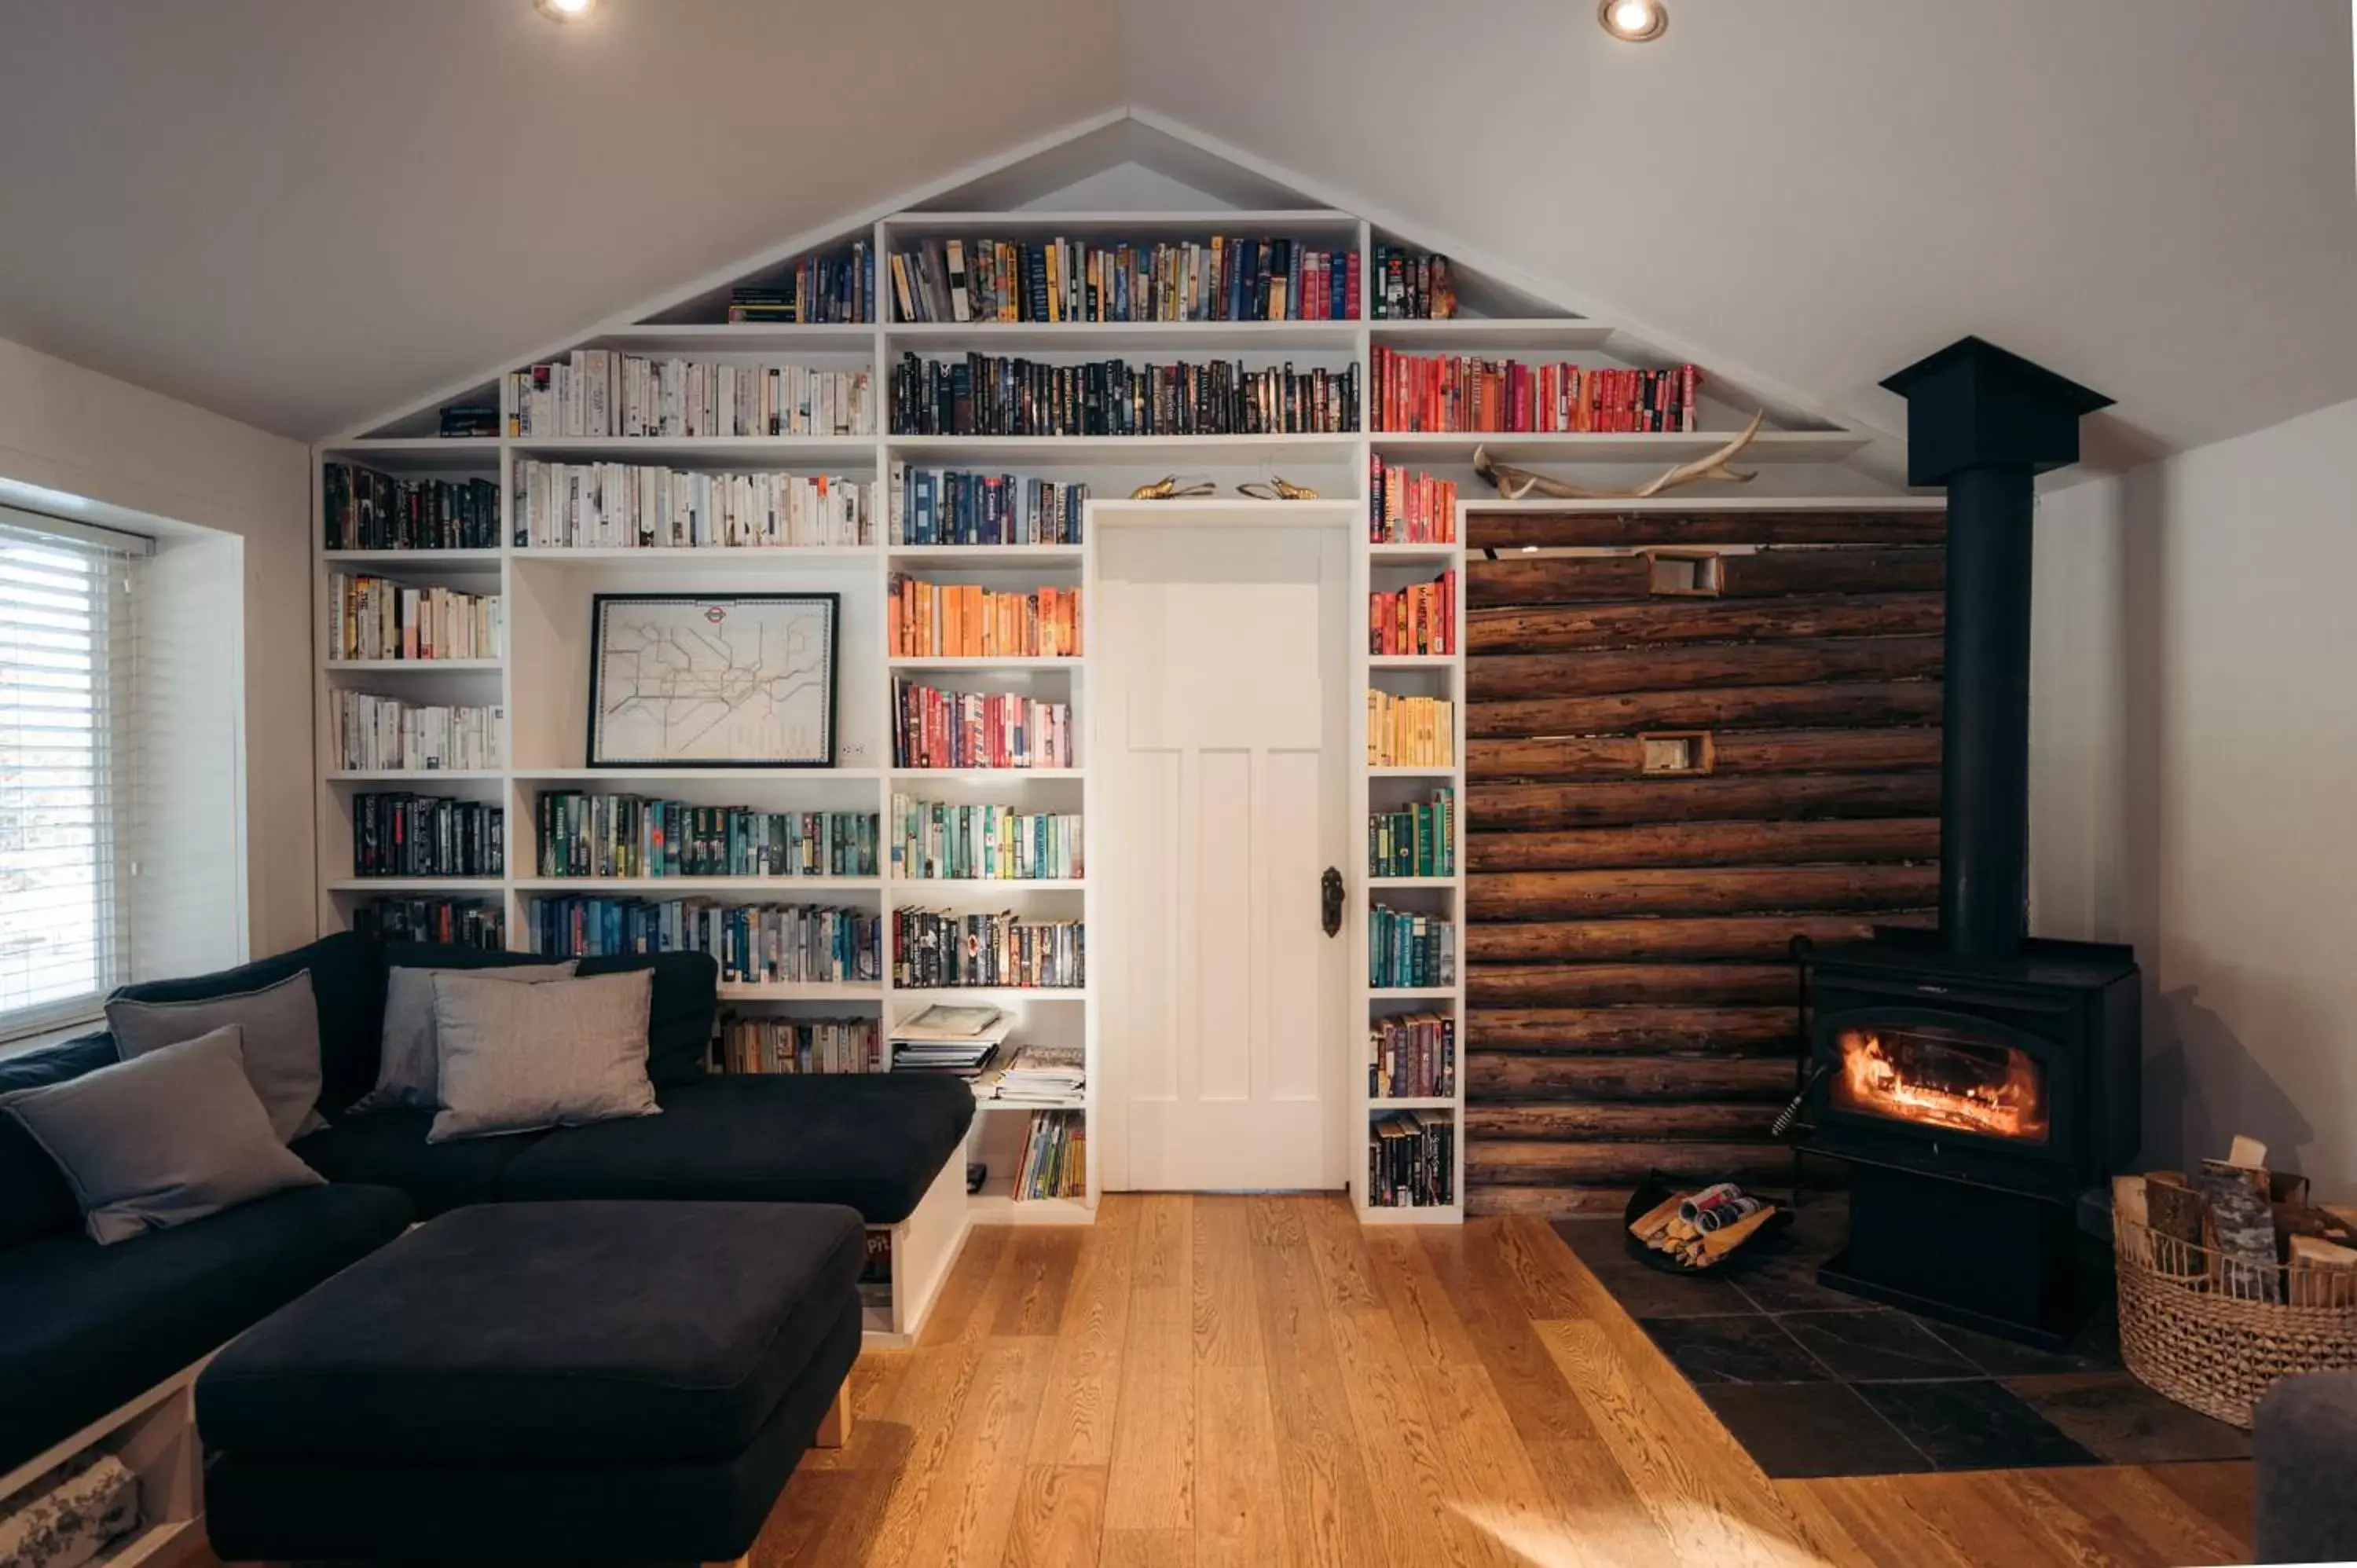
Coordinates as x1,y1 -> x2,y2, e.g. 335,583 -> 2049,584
983,1044 -> 1085,1107
889,1004 -> 1012,1078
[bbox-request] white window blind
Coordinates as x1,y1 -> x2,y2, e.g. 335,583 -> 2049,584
0,507 -> 149,1041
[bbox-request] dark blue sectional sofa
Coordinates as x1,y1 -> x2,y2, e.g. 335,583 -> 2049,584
0,932 -> 973,1478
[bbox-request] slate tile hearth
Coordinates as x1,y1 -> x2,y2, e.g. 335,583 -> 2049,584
1550,1206 -> 2251,1478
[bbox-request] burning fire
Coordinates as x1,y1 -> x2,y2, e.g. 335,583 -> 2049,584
1834,1027 -> 2048,1143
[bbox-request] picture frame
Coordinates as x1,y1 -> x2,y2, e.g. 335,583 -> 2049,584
585,592 -> 840,768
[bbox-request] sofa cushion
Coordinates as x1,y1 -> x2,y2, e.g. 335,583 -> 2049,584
290,1110 -> 538,1217
108,932 -> 384,1116
2,1026 -> 325,1244
0,1032 -> 117,1247
355,960 -> 577,1114
389,943 -> 714,1090
196,1200 -> 865,1464
0,1182 -> 411,1475
108,971 -> 327,1142
499,1073 -> 975,1223
427,970 -> 658,1143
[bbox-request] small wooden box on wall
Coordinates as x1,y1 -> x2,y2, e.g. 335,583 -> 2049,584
1644,548 -> 1724,597
1639,731 -> 1715,775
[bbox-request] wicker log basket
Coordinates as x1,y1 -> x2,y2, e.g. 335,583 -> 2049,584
2114,1214 -> 2357,1428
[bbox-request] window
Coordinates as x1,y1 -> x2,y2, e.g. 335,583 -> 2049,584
0,507 -> 148,1041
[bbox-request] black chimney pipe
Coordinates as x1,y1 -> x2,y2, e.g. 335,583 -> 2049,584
1879,339 -> 2111,958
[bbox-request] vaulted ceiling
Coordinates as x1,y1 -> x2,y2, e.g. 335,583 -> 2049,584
2,0 -> 2351,463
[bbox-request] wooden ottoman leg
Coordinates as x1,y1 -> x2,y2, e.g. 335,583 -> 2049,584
813,1383 -> 851,1449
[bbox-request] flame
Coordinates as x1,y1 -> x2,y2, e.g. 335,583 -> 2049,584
1833,1026 -> 2048,1143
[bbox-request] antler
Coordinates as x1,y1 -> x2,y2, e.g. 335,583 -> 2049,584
1474,411 -> 1767,503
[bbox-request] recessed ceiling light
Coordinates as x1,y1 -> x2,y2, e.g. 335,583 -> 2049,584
1599,0 -> 1668,42
536,0 -> 595,20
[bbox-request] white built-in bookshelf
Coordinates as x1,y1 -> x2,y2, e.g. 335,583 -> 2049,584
312,153 -> 1871,1287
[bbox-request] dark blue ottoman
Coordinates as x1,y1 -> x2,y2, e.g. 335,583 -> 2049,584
195,1200 -> 863,1566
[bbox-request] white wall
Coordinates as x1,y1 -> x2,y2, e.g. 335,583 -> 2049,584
0,334 -> 315,960
2031,396 -> 2357,1193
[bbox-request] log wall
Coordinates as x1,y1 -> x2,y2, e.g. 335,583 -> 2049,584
1463,508 -> 1945,1217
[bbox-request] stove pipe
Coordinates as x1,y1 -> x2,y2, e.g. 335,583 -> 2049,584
1879,339 -> 2112,958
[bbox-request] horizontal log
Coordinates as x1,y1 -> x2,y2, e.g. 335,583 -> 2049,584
1472,863 -> 1937,921
1469,593 -> 1944,655
1468,962 -> 1796,1006
1464,1185 -> 1640,1218
1468,636 -> 1944,700
1471,771 -> 1940,831
1468,818 -> 1941,873
1469,1006 -> 1798,1054
1467,1140 -> 1798,1187
1468,911 -> 1929,963
1717,547 -> 1945,598
1468,728 -> 1941,782
1470,681 -> 1945,740
1466,1102 -> 1783,1142
1468,509 -> 1945,551
1467,555 -> 1651,607
1468,1053 -> 1799,1103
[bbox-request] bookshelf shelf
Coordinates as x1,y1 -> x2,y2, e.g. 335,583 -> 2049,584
316,172 -> 1873,1257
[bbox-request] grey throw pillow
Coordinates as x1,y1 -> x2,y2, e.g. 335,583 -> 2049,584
351,961 -> 578,1115
108,969 -> 324,1142
0,1025 -> 324,1244
427,970 -> 659,1143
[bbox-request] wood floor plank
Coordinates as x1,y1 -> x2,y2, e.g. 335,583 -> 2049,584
2019,1466 -> 2251,1568
1194,1363 -> 1296,1567
1000,1464 -> 1109,1568
845,1339 -> 992,1566
1328,1302 -> 1519,1567
1135,1192 -> 1193,1288
918,1224 -> 1015,1348
1302,1192 -> 1385,1312
1101,1526 -> 1196,1567
2139,1460 -> 2256,1552
1028,1204 -> 1142,1467
1104,1287 -> 1195,1530
900,1337 -> 1058,1568
992,1229 -> 1083,1338
1250,1207 -> 1391,1568
1189,1195 -> 1263,1367
1779,1477 -> 1984,1568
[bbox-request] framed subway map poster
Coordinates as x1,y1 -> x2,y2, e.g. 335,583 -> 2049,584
586,592 -> 839,767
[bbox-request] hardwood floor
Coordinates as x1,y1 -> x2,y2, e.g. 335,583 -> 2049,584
766,1196 -> 2250,1566
193,1194 -> 2253,1566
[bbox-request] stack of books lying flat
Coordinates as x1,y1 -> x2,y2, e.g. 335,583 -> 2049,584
980,1045 -> 1085,1108
889,1004 -> 1013,1079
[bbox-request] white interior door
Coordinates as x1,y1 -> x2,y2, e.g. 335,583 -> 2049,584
1098,518 -> 1350,1191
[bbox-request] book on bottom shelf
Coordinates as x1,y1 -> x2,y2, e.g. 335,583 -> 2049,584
1016,1110 -> 1086,1201
1369,1111 -> 1454,1208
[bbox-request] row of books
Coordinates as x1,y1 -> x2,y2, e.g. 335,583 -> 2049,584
330,692 -> 503,773
351,795 -> 504,879
1372,350 -> 1702,434
531,793 -> 879,879
1369,459 -> 1458,544
1014,1110 -> 1087,1200
513,461 -> 873,549
892,910 -> 1083,990
323,465 -> 500,551
889,465 -> 1087,547
1370,1011 -> 1457,1100
889,354 -> 1361,438
726,247 -> 873,323
1369,786 -> 1456,879
328,574 -> 501,663
526,899 -> 882,984
889,796 -> 1082,882
1369,570 -> 1457,656
506,353 -> 875,438
1368,249 -> 1457,321
352,896 -> 503,950
1369,1111 -> 1455,1208
439,403 -> 499,439
889,236 -> 1359,324
889,577 -> 1080,659
717,1013 -> 883,1075
1368,692 -> 1456,768
891,680 -> 1075,770
1369,906 -> 1457,990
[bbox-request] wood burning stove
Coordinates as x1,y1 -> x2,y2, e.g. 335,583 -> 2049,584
1785,338 -> 2139,1347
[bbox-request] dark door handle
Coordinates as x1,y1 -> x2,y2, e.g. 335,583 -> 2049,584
1321,866 -> 1344,938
